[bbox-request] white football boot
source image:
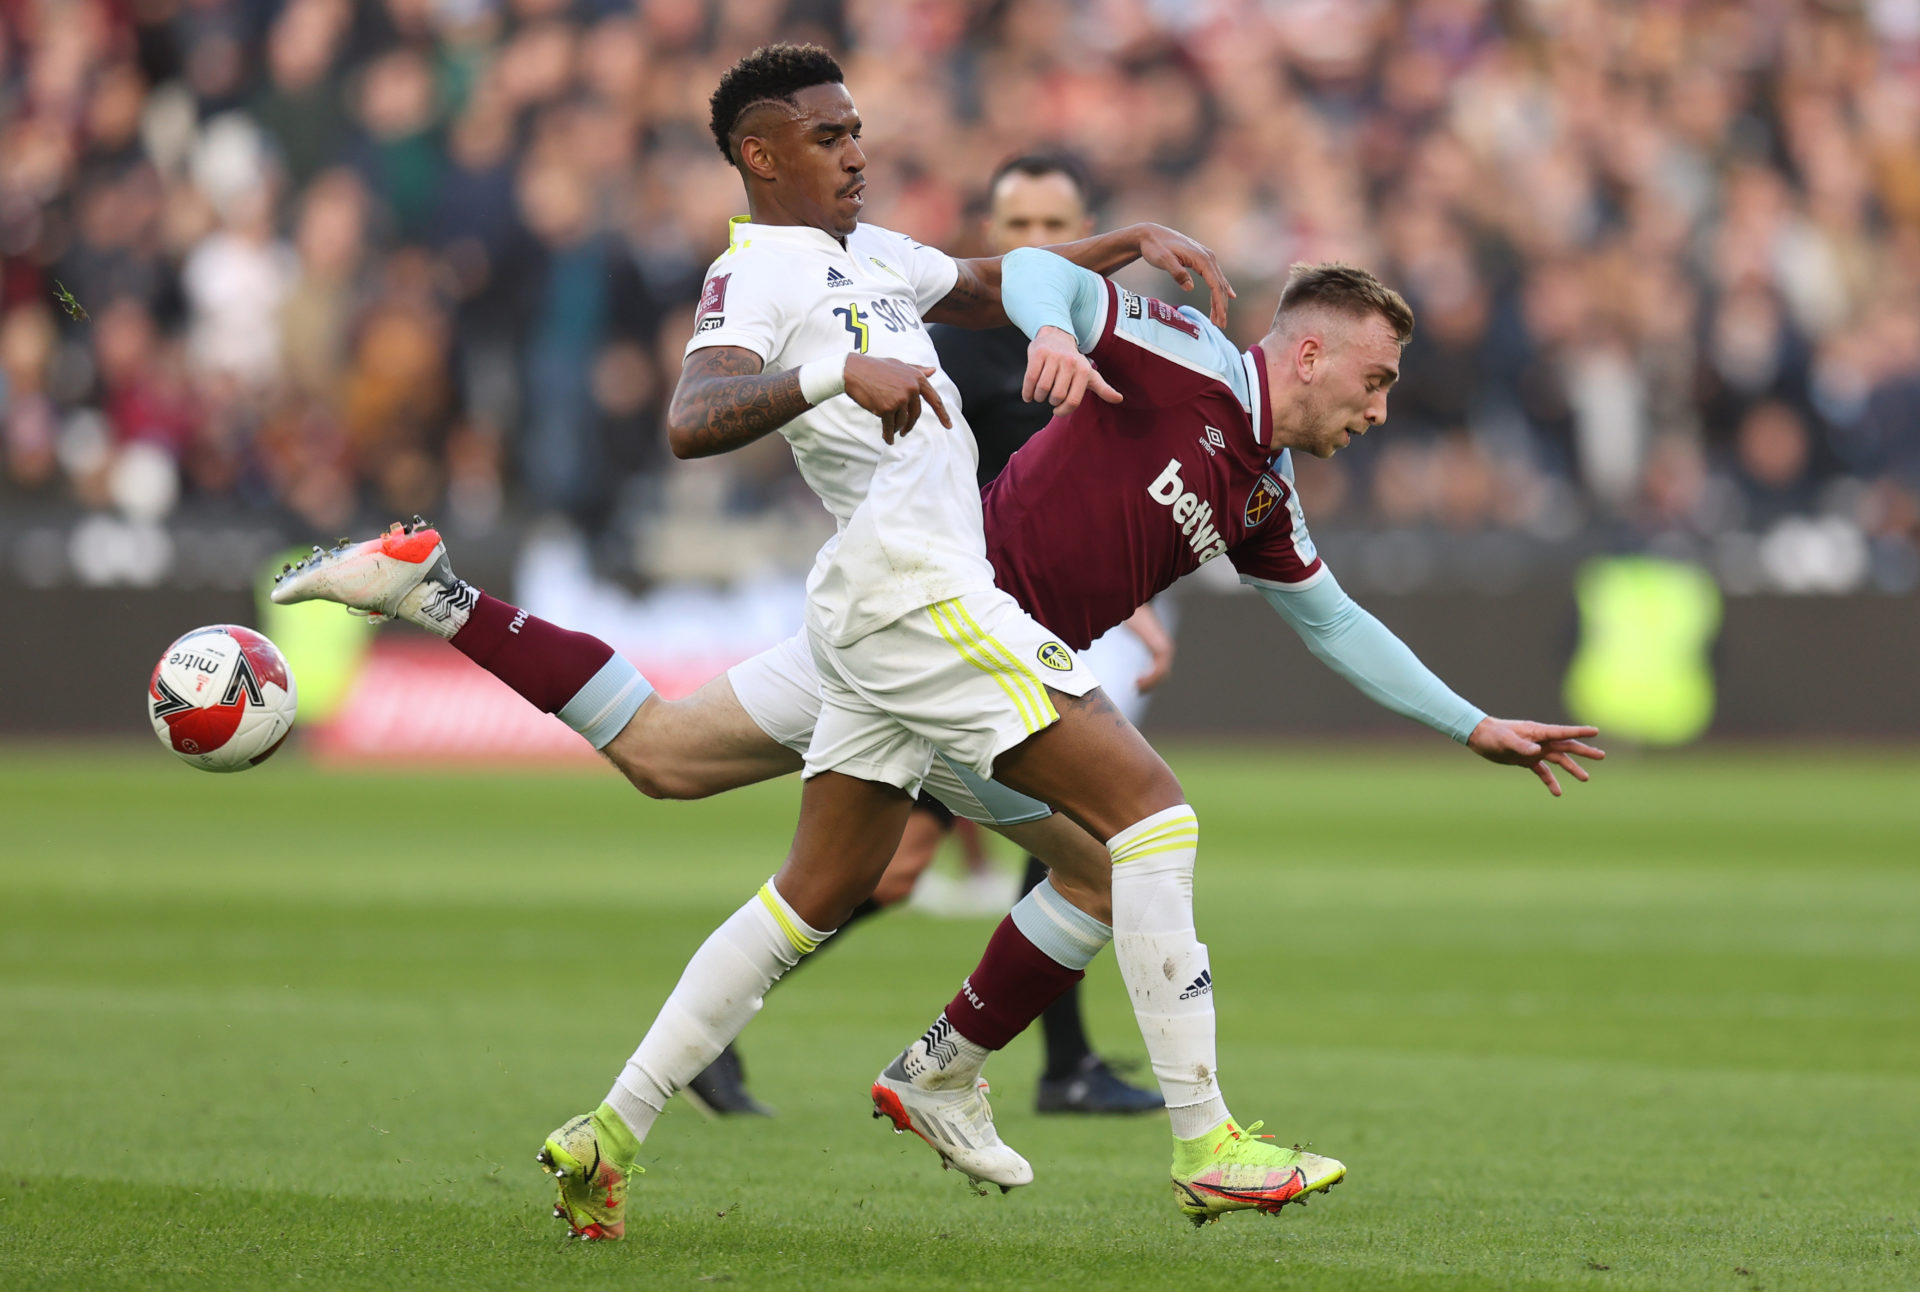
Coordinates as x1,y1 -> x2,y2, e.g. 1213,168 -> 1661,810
269,517 -> 476,638
871,1061 -> 1034,1192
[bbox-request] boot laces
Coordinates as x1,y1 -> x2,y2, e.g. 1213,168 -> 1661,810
1215,1120 -> 1274,1153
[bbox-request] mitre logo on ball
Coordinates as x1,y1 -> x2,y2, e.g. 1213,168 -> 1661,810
147,624 -> 299,773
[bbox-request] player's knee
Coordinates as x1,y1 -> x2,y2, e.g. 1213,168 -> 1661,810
1114,758 -> 1185,826
1144,764 -> 1184,812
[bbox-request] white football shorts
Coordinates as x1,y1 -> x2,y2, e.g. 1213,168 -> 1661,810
726,629 -> 1053,826
802,587 -> 1100,797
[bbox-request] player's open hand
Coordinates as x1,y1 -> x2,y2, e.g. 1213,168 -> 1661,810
845,355 -> 951,444
1466,718 -> 1605,797
1024,325 -> 1122,415
1132,224 -> 1237,328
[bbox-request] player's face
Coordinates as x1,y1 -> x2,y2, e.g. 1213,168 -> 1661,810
1302,313 -> 1401,458
764,82 -> 867,237
984,171 -> 1093,254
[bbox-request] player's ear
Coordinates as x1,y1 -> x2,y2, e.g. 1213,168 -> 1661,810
737,133 -> 778,183
1295,335 -> 1323,383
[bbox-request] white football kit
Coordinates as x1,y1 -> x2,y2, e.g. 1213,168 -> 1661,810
688,218 -> 1096,794
726,632 -> 1051,825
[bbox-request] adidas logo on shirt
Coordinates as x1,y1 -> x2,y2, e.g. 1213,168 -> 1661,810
1179,969 -> 1213,1000
826,267 -> 852,286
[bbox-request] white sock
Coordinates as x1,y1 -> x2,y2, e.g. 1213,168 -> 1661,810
603,880 -> 830,1140
886,1012 -> 992,1091
395,560 -> 477,638
1108,805 -> 1231,1140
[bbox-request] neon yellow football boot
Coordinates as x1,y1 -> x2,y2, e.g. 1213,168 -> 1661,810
1170,1118 -> 1345,1226
537,1104 -> 643,1240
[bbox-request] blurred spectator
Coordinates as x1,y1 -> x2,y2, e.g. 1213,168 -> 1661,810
0,0 -> 1915,596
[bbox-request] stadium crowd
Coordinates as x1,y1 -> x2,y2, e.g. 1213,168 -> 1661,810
3,0 -> 1918,592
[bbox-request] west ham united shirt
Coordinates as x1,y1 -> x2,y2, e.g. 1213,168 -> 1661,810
987,249 -> 1326,651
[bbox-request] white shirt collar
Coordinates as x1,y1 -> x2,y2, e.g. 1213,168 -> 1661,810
728,215 -> 848,255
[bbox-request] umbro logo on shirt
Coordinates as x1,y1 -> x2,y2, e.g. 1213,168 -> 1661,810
826,267 -> 852,286
1180,969 -> 1213,1000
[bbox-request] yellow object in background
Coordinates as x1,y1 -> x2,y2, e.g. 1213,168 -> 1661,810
254,549 -> 373,726
1563,556 -> 1722,746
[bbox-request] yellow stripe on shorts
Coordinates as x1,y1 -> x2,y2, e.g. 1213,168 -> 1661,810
928,599 -> 1041,732
758,883 -> 818,955
951,599 -> 1061,726
928,599 -> 1057,735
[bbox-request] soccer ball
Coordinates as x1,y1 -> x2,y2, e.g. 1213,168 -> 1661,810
147,625 -> 299,772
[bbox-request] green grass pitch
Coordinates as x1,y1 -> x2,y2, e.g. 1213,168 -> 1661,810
2,744 -> 1916,1290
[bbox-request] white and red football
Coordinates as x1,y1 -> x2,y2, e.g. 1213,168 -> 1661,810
147,625 -> 299,772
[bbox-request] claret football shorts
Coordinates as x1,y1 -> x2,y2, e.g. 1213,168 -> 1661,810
726,629 -> 1055,826
801,587 -> 1101,798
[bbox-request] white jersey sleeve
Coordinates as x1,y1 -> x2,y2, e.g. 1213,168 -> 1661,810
864,227 -> 960,316
683,250 -> 796,365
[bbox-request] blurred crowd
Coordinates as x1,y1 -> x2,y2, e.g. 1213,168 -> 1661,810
3,0 -> 1918,593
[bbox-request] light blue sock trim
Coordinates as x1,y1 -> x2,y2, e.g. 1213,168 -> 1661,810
1010,878 -> 1112,971
556,653 -> 653,750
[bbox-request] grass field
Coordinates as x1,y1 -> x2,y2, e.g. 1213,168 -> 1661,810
2,744 -> 1916,1290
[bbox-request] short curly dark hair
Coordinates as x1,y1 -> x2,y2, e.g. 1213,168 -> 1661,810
708,44 -> 845,165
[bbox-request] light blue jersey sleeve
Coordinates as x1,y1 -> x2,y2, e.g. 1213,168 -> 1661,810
1001,247 -> 1251,406
1255,570 -> 1487,744
1001,246 -> 1105,347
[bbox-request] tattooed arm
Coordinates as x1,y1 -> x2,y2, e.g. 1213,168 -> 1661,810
666,347 -> 810,459
668,346 -> 953,458
924,224 -> 1237,329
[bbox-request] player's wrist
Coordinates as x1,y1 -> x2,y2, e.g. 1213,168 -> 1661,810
798,355 -> 848,405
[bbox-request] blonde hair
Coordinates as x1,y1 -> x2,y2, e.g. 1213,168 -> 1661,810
1274,262 -> 1415,346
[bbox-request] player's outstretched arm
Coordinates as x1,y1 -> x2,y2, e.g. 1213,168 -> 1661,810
1465,718 -> 1605,797
669,347 -> 951,457
927,223 -> 1235,329
1257,572 -> 1604,796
